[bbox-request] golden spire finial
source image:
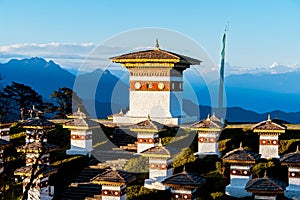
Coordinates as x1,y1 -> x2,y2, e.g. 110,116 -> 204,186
239,142 -> 243,149
158,138 -> 162,147
182,165 -> 187,174
111,167 -> 116,171
296,145 -> 299,153
154,38 -> 159,50
119,109 -> 123,114
263,170 -> 268,178
267,114 -> 271,122
206,114 -> 210,121
147,114 -> 151,121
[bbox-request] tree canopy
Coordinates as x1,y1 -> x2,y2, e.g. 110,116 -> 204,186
50,87 -> 86,118
0,82 -> 43,120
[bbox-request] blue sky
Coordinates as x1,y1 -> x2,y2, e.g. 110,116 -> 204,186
0,0 -> 300,70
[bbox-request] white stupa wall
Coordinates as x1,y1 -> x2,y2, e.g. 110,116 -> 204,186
0,127 -> 10,141
113,75 -> 194,125
71,130 -> 93,152
285,166 -> 300,199
226,165 -> 252,198
259,134 -> 279,159
128,91 -> 172,118
288,166 -> 300,186
170,188 -> 196,200
197,132 -> 220,155
149,158 -> 172,179
137,133 -> 158,153
102,185 -> 126,200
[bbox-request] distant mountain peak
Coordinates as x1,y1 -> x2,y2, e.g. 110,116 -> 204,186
6,57 -> 47,66
0,57 -> 75,100
270,61 -> 280,68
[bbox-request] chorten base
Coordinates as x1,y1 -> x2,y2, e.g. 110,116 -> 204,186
144,178 -> 169,190
113,115 -> 196,125
66,146 -> 91,156
0,135 -> 10,142
225,185 -> 252,198
285,187 -> 300,200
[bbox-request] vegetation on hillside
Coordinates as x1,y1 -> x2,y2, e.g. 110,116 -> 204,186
0,82 -> 299,199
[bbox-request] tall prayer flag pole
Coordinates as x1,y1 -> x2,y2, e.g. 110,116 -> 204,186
218,23 -> 228,119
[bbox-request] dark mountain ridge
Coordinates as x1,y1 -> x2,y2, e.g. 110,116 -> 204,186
1,57 -> 300,123
0,57 -> 75,99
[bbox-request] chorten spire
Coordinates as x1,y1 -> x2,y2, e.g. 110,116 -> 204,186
154,38 -> 159,50
239,141 -> 243,149
267,114 -> 271,122
158,138 -> 162,147
206,114 -> 211,121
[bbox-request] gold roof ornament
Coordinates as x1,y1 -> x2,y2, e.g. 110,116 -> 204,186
154,38 -> 159,50
253,114 -> 286,133
206,114 -> 210,121
67,107 -> 87,119
158,138 -> 163,147
189,114 -> 223,131
239,141 -> 243,149
110,41 -> 201,66
267,114 -> 271,122
129,117 -> 165,133
182,165 -> 187,174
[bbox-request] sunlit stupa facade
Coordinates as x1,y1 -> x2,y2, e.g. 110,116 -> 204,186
110,40 -> 200,125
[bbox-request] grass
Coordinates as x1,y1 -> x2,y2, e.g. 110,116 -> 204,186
51,155 -> 84,167
10,132 -> 25,140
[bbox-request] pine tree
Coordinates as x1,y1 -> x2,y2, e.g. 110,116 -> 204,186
50,87 -> 86,118
0,82 -> 43,119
